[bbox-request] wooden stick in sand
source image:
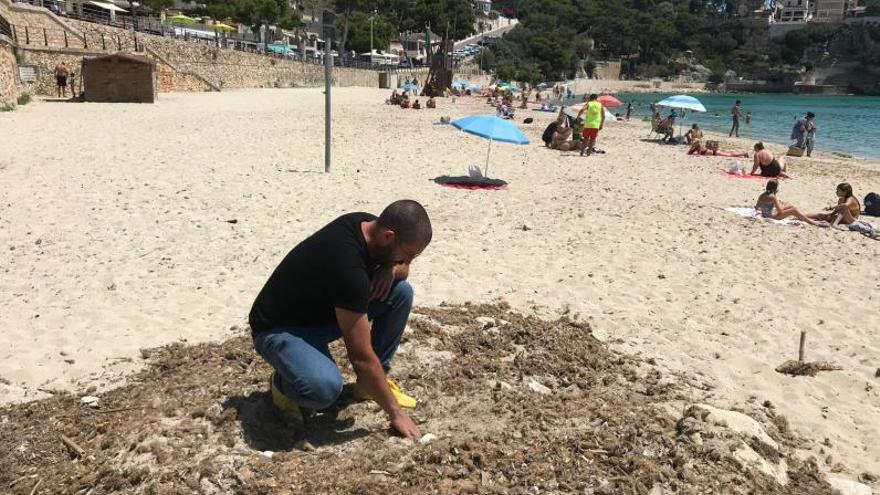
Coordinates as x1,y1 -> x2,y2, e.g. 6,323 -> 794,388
60,435 -> 85,458
798,330 -> 806,364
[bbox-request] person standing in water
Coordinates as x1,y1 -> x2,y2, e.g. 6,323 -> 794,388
729,99 -> 742,137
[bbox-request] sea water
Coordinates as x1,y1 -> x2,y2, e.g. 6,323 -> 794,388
595,92 -> 880,160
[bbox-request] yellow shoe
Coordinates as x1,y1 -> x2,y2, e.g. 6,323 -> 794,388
351,378 -> 417,409
269,372 -> 304,425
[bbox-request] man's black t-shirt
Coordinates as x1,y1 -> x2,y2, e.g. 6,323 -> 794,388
249,212 -> 377,332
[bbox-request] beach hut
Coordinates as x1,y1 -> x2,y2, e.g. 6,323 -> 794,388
82,53 -> 157,103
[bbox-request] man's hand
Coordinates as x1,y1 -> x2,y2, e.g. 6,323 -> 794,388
371,266 -> 394,302
391,410 -> 421,440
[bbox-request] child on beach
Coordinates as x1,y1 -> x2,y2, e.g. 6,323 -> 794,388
808,183 -> 861,226
755,180 -> 827,226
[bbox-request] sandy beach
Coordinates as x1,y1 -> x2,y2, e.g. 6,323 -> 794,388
1,87 -> 878,478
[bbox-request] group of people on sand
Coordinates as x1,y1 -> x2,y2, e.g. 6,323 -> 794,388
487,91 -> 516,119
541,94 -> 605,157
755,180 -> 863,228
386,90 -> 435,110
685,132 -> 792,178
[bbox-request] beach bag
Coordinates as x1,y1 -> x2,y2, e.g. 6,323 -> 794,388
786,146 -> 805,157
865,192 -> 880,216
541,122 -> 557,144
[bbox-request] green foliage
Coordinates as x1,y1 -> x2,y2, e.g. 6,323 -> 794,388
139,0 -> 173,13
583,58 -> 596,77
338,11 -> 395,53
0,103 -> 14,112
708,71 -> 725,84
474,47 -> 497,68
17,93 -> 31,105
334,0 -> 474,58
199,0 -> 301,32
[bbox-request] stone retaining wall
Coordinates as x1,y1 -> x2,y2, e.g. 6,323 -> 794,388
3,0 -> 487,96
16,46 -> 214,94
0,37 -> 22,106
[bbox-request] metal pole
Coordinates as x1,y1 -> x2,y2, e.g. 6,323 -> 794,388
323,11 -> 334,173
484,138 -> 492,177
369,13 -> 373,65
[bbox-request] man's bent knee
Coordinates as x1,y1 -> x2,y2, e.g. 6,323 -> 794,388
305,373 -> 343,409
391,280 -> 414,305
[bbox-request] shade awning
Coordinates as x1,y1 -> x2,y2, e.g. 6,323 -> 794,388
88,1 -> 128,12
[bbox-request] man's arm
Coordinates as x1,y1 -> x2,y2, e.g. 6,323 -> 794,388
393,262 -> 410,281
335,308 -> 421,439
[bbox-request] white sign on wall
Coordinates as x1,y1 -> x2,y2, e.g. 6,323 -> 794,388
18,65 -> 38,83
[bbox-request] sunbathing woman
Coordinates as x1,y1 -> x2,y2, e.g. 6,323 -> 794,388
807,182 -> 861,226
687,140 -> 749,157
755,180 -> 827,226
684,124 -> 703,145
750,142 -> 789,178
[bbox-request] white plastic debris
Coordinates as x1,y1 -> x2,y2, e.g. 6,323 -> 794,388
419,433 -> 438,445
80,396 -> 99,408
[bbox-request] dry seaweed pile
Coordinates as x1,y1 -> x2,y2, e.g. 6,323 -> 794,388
0,304 -> 838,494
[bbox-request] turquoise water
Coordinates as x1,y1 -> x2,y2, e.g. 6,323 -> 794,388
603,93 -> 880,160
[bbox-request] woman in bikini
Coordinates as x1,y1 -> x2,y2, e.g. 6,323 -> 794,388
549,115 -> 582,152
687,140 -> 749,157
750,142 -> 789,178
755,180 -> 827,226
684,124 -> 703,145
808,183 -> 861,226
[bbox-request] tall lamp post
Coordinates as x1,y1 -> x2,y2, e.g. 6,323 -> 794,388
369,9 -> 377,65
322,10 -> 335,173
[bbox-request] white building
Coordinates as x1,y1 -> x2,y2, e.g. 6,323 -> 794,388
400,31 -> 438,64
473,0 -> 491,15
779,0 -> 811,21
813,0 -> 846,21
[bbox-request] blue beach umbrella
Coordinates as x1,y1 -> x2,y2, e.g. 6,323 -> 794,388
656,94 -> 706,112
656,94 -> 706,138
401,82 -> 419,93
452,79 -> 470,89
452,114 -> 530,177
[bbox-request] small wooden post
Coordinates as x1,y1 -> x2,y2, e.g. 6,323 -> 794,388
101,33 -> 106,50
798,330 -> 806,364
63,30 -> 68,48
43,27 -> 48,46
25,26 -> 30,44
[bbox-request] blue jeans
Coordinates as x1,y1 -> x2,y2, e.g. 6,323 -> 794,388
252,281 -> 413,410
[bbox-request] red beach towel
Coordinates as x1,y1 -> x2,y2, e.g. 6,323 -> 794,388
718,170 -> 787,180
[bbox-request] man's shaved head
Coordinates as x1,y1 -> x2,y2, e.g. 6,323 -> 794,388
377,200 -> 432,246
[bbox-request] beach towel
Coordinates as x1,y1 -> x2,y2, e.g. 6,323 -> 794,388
433,175 -> 508,190
718,170 -> 787,180
724,207 -> 802,226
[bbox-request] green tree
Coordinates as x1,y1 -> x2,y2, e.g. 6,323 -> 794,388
341,11 -> 394,53
583,58 -> 596,77
200,0 -> 300,33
